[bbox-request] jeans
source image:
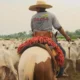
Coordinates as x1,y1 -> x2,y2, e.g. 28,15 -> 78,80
56,43 -> 66,77
57,43 -> 66,57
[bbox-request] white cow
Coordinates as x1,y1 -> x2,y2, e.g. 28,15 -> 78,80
59,40 -> 80,73
0,40 -> 20,80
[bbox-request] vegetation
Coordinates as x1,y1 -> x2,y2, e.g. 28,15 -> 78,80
0,31 -> 32,40
57,29 -> 80,40
0,29 -> 80,40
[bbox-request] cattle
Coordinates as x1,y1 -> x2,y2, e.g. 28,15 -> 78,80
58,40 -> 80,73
0,40 -> 20,80
0,38 -> 80,80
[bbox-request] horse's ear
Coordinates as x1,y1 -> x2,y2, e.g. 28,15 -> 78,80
54,31 -> 58,37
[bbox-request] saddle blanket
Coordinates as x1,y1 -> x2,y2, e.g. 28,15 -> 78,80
17,36 -> 64,67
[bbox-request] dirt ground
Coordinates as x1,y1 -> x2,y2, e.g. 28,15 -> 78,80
3,59 -> 80,80
58,59 -> 80,80
58,72 -> 80,80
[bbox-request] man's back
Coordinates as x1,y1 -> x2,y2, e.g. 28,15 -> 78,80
31,12 -> 61,32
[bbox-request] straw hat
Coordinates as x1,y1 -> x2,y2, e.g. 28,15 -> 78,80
29,0 -> 52,11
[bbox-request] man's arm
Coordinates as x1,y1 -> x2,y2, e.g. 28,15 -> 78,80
58,27 -> 71,41
51,13 -> 71,41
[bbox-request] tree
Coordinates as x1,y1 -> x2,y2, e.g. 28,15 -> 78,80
75,29 -> 80,35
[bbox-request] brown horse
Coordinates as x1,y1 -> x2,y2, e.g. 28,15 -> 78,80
18,46 -> 57,80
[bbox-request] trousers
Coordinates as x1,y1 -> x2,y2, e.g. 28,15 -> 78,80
57,43 -> 66,77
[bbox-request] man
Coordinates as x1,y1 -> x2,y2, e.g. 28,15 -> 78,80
29,0 -> 71,77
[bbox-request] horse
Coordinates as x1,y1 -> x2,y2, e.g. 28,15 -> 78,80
18,46 -> 57,80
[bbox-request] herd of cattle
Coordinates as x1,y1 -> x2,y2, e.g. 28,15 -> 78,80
0,38 -> 80,80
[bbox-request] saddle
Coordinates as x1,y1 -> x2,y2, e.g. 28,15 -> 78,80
17,36 -> 64,75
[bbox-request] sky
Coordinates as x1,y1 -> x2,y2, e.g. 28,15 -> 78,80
0,0 -> 80,35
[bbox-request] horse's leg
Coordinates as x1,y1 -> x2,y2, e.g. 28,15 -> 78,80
34,58 -> 57,80
18,57 -> 36,80
18,68 -> 24,80
34,62 -> 44,80
44,58 -> 57,80
24,58 -> 35,80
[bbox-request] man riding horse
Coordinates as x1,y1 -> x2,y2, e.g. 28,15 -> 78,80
29,0 -> 71,78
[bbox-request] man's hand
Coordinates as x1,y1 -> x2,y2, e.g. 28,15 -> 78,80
65,36 -> 71,42
58,27 -> 71,42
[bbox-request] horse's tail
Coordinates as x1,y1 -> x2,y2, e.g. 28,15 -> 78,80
24,56 -> 36,80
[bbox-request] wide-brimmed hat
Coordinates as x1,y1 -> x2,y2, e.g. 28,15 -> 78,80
29,0 -> 52,11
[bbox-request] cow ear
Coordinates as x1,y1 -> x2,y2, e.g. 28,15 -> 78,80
2,44 -> 5,46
